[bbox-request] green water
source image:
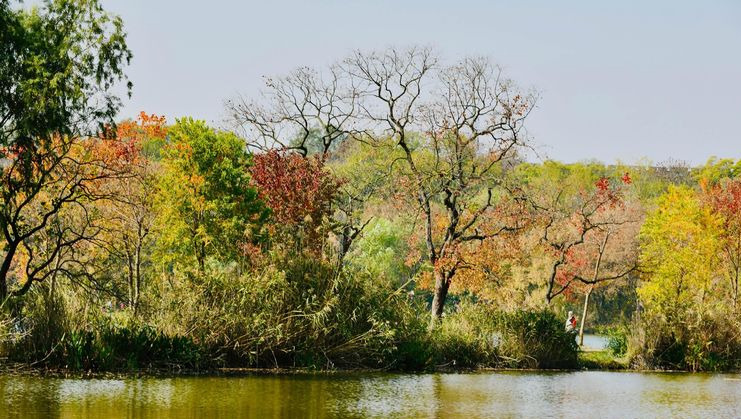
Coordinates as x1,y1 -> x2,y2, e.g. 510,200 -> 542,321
2,371 -> 740,418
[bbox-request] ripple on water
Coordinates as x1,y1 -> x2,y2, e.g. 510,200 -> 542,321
1,371 -> 741,418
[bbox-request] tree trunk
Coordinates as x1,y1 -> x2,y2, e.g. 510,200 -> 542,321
334,224 -> 354,278
47,253 -> 62,299
0,241 -> 19,303
0,276 -> 6,304
732,264 -> 739,311
578,285 -> 593,347
339,224 -> 353,261
579,233 -> 609,345
430,270 -> 449,327
197,241 -> 206,273
133,243 -> 142,315
126,248 -> 134,309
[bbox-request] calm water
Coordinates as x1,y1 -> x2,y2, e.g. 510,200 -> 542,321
581,333 -> 608,349
2,371 -> 741,418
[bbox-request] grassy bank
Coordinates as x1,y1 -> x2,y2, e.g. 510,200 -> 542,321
1,301 -> 580,374
578,350 -> 629,370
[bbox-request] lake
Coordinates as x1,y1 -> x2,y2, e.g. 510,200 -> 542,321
580,333 -> 608,349
2,371 -> 740,418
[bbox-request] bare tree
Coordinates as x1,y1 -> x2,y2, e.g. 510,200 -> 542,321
227,62 -> 373,265
91,159 -> 157,314
345,48 -> 535,324
229,47 -> 536,324
227,65 -> 360,161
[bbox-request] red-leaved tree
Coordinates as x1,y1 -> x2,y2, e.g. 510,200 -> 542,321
250,150 -> 342,253
703,178 -> 741,309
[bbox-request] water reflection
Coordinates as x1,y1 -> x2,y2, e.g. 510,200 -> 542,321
1,371 -> 740,418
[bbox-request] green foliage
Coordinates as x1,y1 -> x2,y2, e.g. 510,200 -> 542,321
155,118 -> 269,270
56,321 -> 204,371
426,314 -> 496,369
347,218 -> 411,284
632,312 -> 741,371
513,160 -> 609,195
0,0 -> 131,147
696,157 -> 741,185
588,281 -> 639,328
3,288 -> 69,362
3,288 -> 204,371
393,304 -> 578,371
601,326 -> 628,357
160,252 -> 407,369
578,350 -> 628,370
392,302 -> 499,371
0,0 -> 132,302
492,308 -> 579,369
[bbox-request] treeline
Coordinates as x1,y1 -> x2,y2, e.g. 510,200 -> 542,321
1,0 -> 739,372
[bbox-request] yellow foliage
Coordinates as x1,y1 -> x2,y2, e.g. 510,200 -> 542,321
638,186 -> 723,321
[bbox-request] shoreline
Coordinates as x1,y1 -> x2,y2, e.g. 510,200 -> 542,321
2,361 -> 737,379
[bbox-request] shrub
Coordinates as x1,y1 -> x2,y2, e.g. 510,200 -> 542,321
169,252 -> 413,369
3,290 -> 69,364
2,288 -> 205,371
630,310 -> 741,371
56,321 -> 205,371
392,303 -> 579,371
603,326 -> 628,357
492,308 -> 578,369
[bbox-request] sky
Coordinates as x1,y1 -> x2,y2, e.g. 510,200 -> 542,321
94,0 -> 740,164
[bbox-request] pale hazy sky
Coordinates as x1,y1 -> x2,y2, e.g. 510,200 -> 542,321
97,0 -> 739,164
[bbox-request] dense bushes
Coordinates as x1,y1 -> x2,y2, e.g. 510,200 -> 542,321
2,292 -> 205,372
491,309 -> 579,369
392,304 -> 578,370
392,306 -> 494,370
1,270 -> 580,372
149,253 -> 411,369
629,312 -> 741,371
56,324 -> 204,371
